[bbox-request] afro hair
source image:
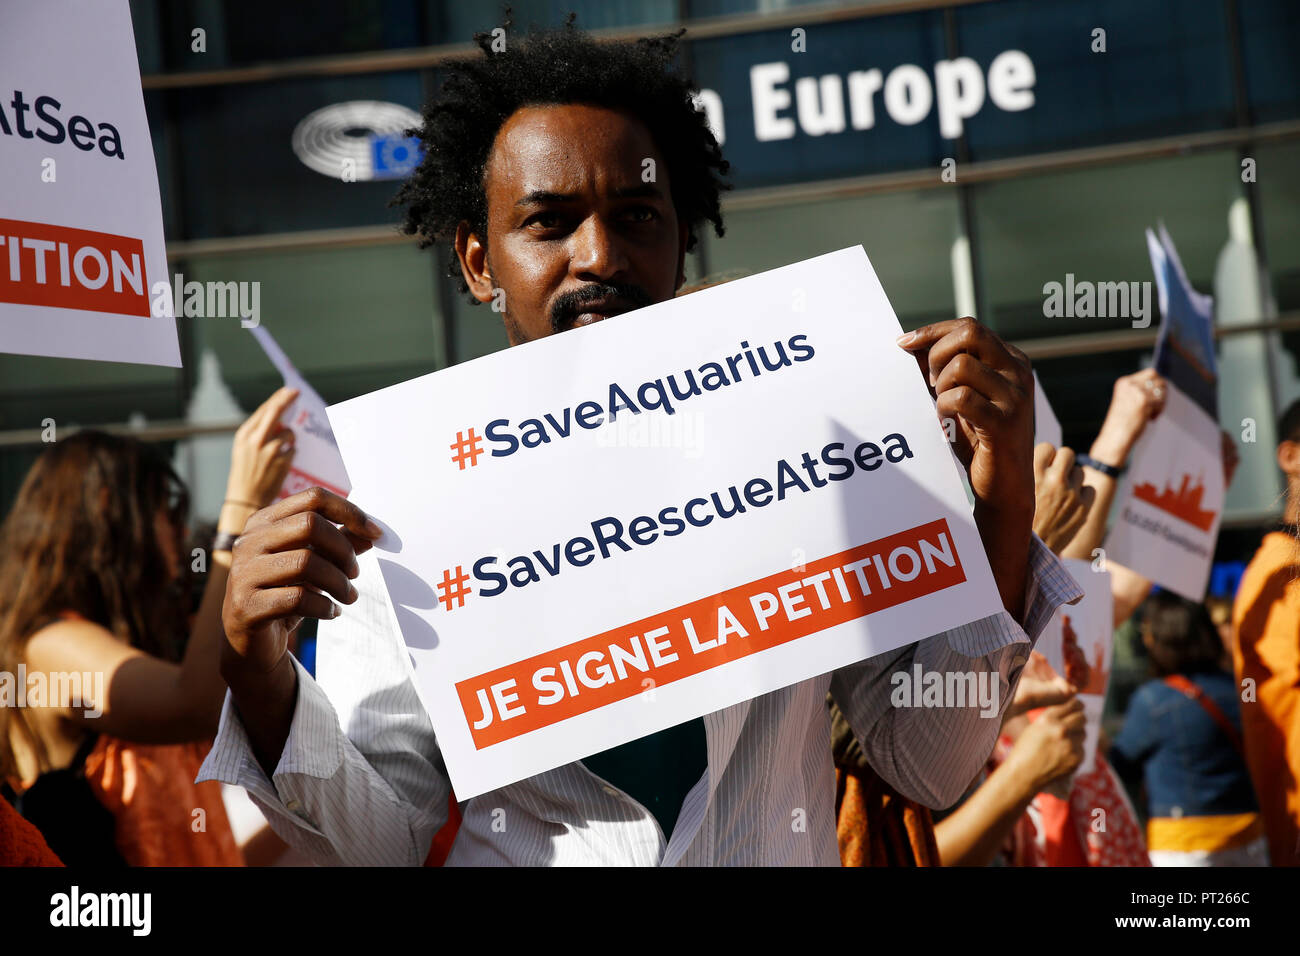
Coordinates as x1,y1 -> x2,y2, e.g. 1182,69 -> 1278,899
391,13 -> 730,300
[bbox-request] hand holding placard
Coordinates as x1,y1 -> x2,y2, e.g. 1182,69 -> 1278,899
897,318 -> 1036,618
224,386 -> 299,509
1012,699 -> 1087,796
219,488 -> 382,771
1090,369 -> 1168,468
1031,444 -> 1095,554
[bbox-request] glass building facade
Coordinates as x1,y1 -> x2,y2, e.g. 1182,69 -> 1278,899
2,0 -> 1298,585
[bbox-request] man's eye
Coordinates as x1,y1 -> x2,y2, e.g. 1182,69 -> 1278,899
623,206 -> 658,223
526,212 -> 566,230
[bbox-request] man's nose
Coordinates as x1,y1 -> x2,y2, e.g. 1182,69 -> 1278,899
568,214 -> 630,283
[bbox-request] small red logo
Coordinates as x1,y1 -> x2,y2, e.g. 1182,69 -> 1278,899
1133,473 -> 1216,531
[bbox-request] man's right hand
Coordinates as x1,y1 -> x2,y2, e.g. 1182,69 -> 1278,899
223,487 -> 383,679
219,488 -> 382,775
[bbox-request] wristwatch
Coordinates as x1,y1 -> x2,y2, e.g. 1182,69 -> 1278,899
1077,454 -> 1123,478
211,531 -> 240,553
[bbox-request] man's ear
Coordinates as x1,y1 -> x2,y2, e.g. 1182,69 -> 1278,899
674,222 -> 690,292
455,222 -> 495,304
1278,439 -> 1300,479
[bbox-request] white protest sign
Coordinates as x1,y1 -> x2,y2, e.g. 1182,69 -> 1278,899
0,0 -> 180,366
1032,371 -> 1063,449
1105,382 -> 1223,601
328,246 -> 1007,799
1149,224 -> 1217,417
249,326 -> 350,499
1037,558 -> 1113,774
1106,224 -> 1223,601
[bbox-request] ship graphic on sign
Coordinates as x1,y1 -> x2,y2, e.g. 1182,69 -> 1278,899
1132,472 -> 1216,531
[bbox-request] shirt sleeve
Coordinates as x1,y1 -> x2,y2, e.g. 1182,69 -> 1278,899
831,533 -> 1083,810
197,550 -> 448,866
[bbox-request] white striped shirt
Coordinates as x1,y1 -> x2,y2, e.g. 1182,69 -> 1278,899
198,535 -> 1080,865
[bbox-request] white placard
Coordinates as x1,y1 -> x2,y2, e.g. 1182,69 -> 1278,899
250,326 -> 351,499
0,0 -> 180,366
1037,557 -> 1113,773
1032,371 -> 1063,449
1105,383 -> 1223,601
328,246 -> 1006,799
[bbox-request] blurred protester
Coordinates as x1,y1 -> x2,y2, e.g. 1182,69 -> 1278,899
936,428 -> 1151,867
0,388 -> 298,866
1063,371 -> 1240,742
1231,398 -> 1300,866
1108,593 -> 1266,866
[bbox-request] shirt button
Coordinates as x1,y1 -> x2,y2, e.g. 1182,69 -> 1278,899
286,799 -> 302,812
602,786 -> 618,796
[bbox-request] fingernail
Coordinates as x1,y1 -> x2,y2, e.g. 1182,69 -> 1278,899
928,370 -> 936,387
348,583 -> 358,602
328,603 -> 340,618
364,518 -> 383,537
896,331 -> 916,347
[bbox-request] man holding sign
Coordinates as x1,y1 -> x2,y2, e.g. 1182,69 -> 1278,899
200,23 -> 1079,865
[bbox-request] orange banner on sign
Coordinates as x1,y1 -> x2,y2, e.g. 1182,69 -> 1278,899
457,517 -> 967,748
0,218 -> 150,317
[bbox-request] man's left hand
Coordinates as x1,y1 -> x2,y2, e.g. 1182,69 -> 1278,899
898,317 -> 1035,620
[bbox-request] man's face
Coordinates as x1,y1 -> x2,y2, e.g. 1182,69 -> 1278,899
455,103 -> 689,345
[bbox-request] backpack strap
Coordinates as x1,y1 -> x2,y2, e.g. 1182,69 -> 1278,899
1163,675 -> 1244,756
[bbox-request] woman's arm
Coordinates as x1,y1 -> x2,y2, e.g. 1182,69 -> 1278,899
26,388 -> 299,744
935,699 -> 1085,866
1062,370 -> 1167,562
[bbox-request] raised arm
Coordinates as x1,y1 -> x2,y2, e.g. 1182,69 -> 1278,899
27,388 -> 299,743
1061,370 -> 1166,562
933,699 -> 1084,866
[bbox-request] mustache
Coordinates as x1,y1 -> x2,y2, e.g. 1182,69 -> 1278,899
550,282 -> 653,332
